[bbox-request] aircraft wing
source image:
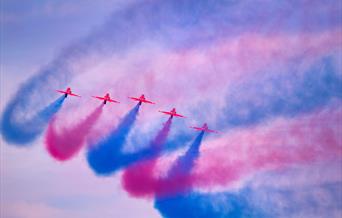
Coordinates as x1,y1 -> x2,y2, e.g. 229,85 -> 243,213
93,96 -> 105,100
108,99 -> 120,103
69,93 -> 81,97
159,111 -> 185,118
159,111 -> 171,115
173,113 -> 185,118
190,126 -> 218,133
129,97 -> 140,101
142,99 -> 155,104
206,129 -> 219,133
190,127 -> 203,131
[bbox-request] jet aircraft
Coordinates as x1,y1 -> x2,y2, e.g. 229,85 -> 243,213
56,87 -> 81,98
190,123 -> 218,133
92,93 -> 120,104
159,108 -> 185,119
129,94 -> 155,105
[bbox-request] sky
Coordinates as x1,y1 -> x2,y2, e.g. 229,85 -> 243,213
1,0 -> 341,218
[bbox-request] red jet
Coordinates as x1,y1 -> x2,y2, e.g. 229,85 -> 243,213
56,87 -> 81,98
92,93 -> 120,104
159,108 -> 185,119
190,123 -> 219,133
129,94 -> 155,105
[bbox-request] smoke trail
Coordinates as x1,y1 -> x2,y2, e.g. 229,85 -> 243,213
155,191 -> 265,218
150,117 -> 173,152
122,131 -> 204,198
187,106 -> 342,191
45,105 -> 104,161
159,131 -> 204,196
121,118 -> 173,198
87,116 -> 174,176
154,162 -> 342,218
166,131 -> 204,178
86,104 -> 140,175
219,57 -> 342,129
154,134 -> 342,218
1,96 -> 65,145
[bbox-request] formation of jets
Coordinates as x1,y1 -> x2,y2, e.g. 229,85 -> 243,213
56,87 -> 218,134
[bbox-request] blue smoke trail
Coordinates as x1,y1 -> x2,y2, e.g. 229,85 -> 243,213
219,57 -> 342,129
1,96 -> 65,145
155,191 -> 266,218
154,181 -> 342,218
87,104 -> 141,175
155,131 -> 204,198
155,161 -> 342,218
87,114 -> 175,176
167,131 -> 204,179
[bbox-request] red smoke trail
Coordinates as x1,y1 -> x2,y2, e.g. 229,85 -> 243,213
122,117 -> 172,198
122,107 -> 342,198
192,108 -> 342,188
150,118 -> 173,151
45,105 -> 103,161
123,131 -> 205,198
